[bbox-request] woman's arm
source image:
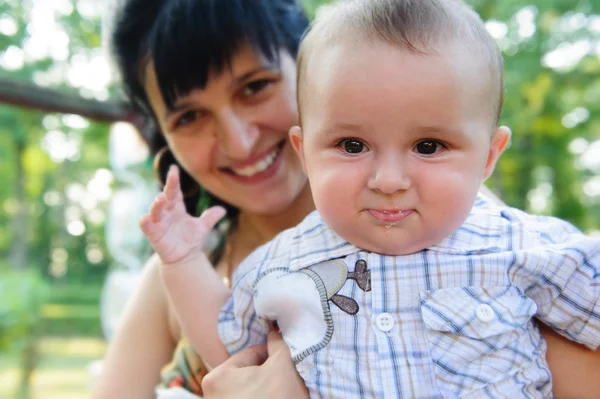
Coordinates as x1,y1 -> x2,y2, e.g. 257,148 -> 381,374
92,254 -> 177,399
541,324 -> 600,399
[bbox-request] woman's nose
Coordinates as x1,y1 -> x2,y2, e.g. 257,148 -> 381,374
216,110 -> 260,159
367,155 -> 411,195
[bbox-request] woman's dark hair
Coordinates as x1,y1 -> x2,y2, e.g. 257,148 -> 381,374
108,0 -> 309,216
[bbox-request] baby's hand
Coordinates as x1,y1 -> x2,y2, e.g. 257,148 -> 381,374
140,165 -> 226,265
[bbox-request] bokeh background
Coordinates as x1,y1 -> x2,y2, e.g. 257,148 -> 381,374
1,0 -> 599,398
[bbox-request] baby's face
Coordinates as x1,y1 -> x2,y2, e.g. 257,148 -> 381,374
291,38 -> 508,255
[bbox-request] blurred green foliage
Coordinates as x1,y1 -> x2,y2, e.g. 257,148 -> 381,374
40,282 -> 103,337
0,270 -> 47,352
1,0 -> 112,284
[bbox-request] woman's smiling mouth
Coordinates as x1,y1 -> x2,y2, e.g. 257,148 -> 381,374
224,141 -> 285,183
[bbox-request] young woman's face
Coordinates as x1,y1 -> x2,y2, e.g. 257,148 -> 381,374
144,45 -> 308,216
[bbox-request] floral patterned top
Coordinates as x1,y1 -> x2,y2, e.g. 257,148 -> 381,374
156,337 -> 208,397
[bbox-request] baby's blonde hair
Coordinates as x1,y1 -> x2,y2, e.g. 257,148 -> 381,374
297,0 -> 504,128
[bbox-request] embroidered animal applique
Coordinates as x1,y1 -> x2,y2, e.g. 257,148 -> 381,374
253,259 -> 371,363
310,259 -> 371,315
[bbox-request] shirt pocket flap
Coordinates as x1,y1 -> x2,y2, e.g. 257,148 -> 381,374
420,286 -> 537,340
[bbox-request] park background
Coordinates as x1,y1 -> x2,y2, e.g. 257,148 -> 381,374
1,0 -> 599,398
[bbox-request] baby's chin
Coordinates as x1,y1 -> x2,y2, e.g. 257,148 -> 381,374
362,243 -> 423,256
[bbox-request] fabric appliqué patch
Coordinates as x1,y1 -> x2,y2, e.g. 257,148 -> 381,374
253,259 -> 371,364
312,259 -> 372,315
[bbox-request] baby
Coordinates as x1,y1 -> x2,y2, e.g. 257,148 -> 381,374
141,0 -> 600,397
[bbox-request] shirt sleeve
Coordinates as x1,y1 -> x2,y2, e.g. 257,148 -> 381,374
218,243 -> 272,356
513,213 -> 600,349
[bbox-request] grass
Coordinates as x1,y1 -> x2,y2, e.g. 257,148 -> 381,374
1,281 -> 108,399
0,337 -> 106,399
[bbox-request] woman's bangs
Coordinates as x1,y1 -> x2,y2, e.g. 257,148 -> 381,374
149,0 -> 283,110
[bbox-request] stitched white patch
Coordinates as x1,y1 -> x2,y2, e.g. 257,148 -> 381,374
254,270 -> 328,359
308,259 -> 348,297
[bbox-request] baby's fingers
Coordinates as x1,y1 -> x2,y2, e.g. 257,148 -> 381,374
198,206 -> 227,231
139,214 -> 154,235
139,213 -> 161,238
148,192 -> 167,223
164,165 -> 183,209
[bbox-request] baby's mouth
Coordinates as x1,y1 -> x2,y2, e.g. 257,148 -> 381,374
367,208 -> 414,224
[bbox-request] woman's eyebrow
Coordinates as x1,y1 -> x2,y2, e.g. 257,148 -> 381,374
230,65 -> 280,89
165,99 -> 196,119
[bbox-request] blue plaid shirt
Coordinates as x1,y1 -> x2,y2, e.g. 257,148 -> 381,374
219,195 -> 600,398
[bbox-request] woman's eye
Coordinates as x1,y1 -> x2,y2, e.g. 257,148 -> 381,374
174,110 -> 202,129
241,79 -> 272,97
339,139 -> 367,154
415,140 -> 445,155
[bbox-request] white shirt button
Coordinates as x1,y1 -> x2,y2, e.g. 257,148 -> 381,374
375,313 -> 395,332
475,304 -> 495,322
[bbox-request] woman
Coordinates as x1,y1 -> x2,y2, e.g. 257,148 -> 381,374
95,0 -> 600,398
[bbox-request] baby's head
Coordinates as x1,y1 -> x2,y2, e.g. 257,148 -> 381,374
297,0 -> 505,128
290,0 -> 511,256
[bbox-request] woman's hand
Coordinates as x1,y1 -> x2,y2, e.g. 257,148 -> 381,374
202,330 -> 309,399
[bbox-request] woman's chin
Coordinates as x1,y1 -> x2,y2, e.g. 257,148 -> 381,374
242,198 -> 297,216
240,185 -> 309,218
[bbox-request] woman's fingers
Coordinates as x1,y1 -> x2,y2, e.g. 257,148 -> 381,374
203,331 -> 309,399
224,345 -> 269,369
201,345 -> 268,397
265,330 -> 309,398
266,329 -> 289,356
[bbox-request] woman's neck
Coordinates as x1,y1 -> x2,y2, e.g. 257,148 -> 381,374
233,184 -> 314,259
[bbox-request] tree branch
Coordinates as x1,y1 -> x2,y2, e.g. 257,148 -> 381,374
0,76 -> 134,123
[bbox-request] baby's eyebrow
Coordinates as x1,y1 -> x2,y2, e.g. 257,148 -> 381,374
411,125 -> 466,138
318,123 -> 365,136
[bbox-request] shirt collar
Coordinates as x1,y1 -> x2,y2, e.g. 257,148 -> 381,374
428,194 -> 506,254
288,195 -> 504,269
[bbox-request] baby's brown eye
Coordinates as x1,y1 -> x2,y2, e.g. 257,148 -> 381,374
416,140 -> 442,155
341,139 -> 366,154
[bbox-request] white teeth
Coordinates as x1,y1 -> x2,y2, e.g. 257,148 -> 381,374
231,147 -> 279,177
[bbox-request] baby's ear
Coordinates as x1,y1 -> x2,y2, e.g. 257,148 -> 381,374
483,126 -> 511,180
289,126 -> 306,171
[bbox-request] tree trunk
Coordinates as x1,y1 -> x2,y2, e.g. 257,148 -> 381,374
10,137 -> 27,269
